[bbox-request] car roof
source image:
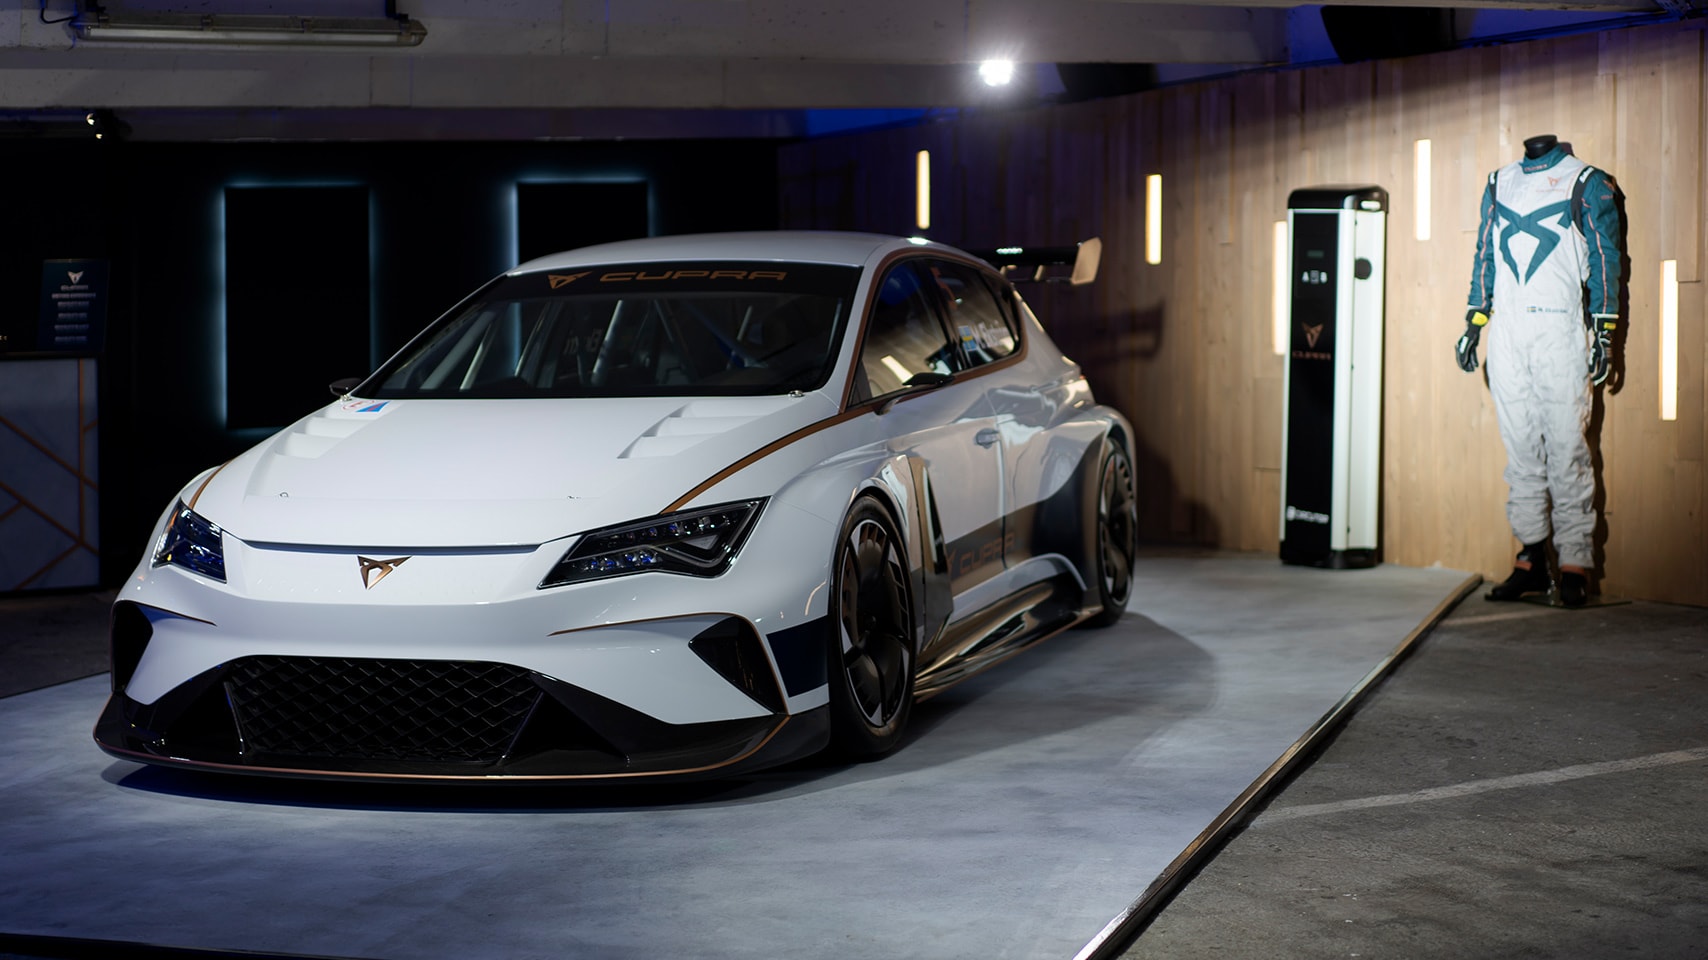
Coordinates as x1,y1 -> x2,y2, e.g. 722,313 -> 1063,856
509,231 -> 973,273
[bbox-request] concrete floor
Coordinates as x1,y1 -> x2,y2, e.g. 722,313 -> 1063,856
2,554 -> 1701,959
1118,593 -> 1708,959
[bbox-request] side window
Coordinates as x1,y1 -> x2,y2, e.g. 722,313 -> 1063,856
926,260 -> 1018,367
860,262 -> 958,397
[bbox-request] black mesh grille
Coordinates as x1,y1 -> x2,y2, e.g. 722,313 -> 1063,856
225,656 -> 542,763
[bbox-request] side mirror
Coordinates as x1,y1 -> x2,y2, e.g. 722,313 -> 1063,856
903,371 -> 956,388
328,377 -> 363,397
877,371 -> 955,415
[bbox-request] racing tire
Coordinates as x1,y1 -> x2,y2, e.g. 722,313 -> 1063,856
827,497 -> 916,759
1082,441 -> 1137,628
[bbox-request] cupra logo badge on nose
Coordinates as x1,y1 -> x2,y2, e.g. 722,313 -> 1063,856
1302,323 -> 1324,348
357,556 -> 410,589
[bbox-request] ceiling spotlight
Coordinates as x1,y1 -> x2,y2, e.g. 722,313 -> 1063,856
979,60 -> 1016,87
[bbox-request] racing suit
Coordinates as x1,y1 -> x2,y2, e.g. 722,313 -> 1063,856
1466,144 -> 1620,571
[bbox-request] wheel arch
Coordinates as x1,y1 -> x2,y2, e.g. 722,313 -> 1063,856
1071,407 -> 1138,610
845,457 -> 950,660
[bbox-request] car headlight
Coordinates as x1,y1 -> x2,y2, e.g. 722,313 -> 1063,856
152,500 -> 227,582
539,499 -> 766,588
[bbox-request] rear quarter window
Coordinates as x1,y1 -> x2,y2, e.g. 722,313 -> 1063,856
925,259 -> 1018,367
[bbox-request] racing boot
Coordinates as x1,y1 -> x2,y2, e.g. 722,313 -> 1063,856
1558,567 -> 1590,607
1485,541 -> 1551,602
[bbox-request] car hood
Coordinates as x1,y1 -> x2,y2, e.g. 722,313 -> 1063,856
189,394 -> 837,548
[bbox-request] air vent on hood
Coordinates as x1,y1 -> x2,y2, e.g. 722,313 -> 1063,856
619,400 -> 773,460
276,411 -> 370,460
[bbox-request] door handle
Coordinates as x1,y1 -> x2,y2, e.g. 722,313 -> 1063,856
974,428 -> 1001,448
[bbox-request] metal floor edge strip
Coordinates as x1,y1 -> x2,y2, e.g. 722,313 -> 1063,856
1070,572 -> 1485,960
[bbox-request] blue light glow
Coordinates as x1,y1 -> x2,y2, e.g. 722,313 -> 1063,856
369,189 -> 380,368
506,174 -> 655,269
803,109 -> 933,138
213,190 -> 226,429
217,179 -> 372,431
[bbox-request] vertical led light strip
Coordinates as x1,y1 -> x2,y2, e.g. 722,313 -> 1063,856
1414,139 -> 1432,242
1272,220 -> 1290,355
1145,174 -> 1163,265
214,191 -> 228,428
916,150 -> 931,231
1660,259 -> 1678,421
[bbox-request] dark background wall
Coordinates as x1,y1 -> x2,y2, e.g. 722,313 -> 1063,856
0,137 -> 780,584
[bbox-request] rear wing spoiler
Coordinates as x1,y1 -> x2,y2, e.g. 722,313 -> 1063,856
967,237 -> 1101,286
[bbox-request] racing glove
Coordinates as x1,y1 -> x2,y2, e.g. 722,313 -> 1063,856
1456,309 -> 1489,373
1589,314 -> 1616,385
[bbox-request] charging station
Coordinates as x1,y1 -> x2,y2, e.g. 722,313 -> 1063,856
1280,185 -> 1387,568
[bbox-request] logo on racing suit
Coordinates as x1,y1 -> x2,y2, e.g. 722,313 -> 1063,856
1496,200 -> 1571,285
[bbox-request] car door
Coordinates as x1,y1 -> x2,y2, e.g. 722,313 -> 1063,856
855,260 -> 1006,601
914,259 -> 1061,571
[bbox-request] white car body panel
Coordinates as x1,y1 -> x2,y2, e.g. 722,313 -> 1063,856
202,392 -> 838,548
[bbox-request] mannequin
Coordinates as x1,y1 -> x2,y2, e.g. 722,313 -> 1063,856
1523,134 -> 1558,160
1456,133 -> 1623,606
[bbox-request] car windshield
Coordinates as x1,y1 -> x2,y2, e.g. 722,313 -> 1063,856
365,261 -> 860,398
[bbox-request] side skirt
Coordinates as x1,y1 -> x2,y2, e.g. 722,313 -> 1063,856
913,572 -> 1089,699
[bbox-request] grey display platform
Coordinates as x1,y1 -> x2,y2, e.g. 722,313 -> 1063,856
0,556 -> 1472,960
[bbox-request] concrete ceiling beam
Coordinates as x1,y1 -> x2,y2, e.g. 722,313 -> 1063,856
7,0 -> 1289,63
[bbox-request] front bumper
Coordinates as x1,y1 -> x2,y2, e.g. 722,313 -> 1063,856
97,496 -> 839,781
94,672 -> 829,783
95,602 -> 831,781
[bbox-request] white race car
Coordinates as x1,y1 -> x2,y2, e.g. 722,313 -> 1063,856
96,232 -> 1137,783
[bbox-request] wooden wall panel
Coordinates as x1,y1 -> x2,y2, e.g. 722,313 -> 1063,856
1426,46 -> 1511,580
1376,57 -> 1425,568
1234,71 -> 1286,549
1670,281 -> 1706,598
1660,31 -> 1701,283
778,20 -> 1708,605
1608,28 -> 1668,598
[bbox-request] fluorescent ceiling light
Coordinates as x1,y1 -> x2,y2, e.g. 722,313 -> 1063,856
73,13 -> 427,47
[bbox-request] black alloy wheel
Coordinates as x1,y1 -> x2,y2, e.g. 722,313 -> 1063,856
827,497 -> 916,758
1084,441 -> 1137,627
